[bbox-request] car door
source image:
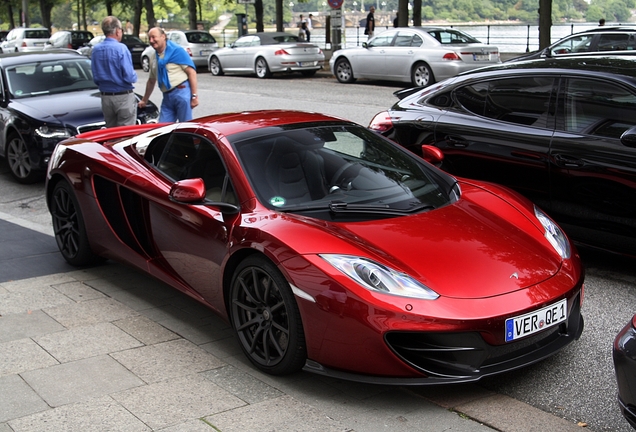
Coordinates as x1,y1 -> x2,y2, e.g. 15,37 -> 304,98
351,31 -> 395,79
549,76 -> 636,253
223,35 -> 257,71
434,75 -> 557,210
383,30 -> 423,81
144,131 -> 238,307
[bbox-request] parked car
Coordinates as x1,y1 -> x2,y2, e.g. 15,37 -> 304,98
369,55 -> 636,256
78,34 -> 148,66
0,51 -> 159,183
45,109 -> 583,383
140,30 -> 219,72
507,26 -> 636,62
1,28 -> 51,53
614,314 -> 636,430
207,32 -> 324,78
330,27 -> 500,87
45,30 -> 94,50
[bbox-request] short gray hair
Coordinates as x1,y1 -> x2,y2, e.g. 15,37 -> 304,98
102,16 -> 122,36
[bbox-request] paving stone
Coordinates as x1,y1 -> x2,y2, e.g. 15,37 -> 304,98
0,338 -> 58,376
111,338 -> 225,384
154,418 -> 216,431
113,315 -> 179,345
0,374 -> 48,423
43,297 -> 138,328
50,280 -> 106,302
0,284 -> 74,315
21,355 -> 144,407
199,333 -> 242,360
0,310 -> 65,343
202,364 -> 284,404
8,396 -> 150,432
112,374 -> 246,430
0,274 -> 76,293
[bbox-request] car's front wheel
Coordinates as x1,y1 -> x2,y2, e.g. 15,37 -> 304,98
141,55 -> 150,72
334,58 -> 355,83
50,180 -> 101,266
255,57 -> 272,78
209,56 -> 224,76
6,132 -> 40,184
230,255 -> 306,375
411,62 -> 434,87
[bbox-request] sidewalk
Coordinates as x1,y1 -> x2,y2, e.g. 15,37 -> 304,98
0,217 -> 584,431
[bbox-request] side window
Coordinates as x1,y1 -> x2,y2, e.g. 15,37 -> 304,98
559,78 -> 636,139
369,33 -> 394,47
455,82 -> 488,116
485,77 -> 554,127
150,133 -> 236,203
551,35 -> 594,55
598,33 -> 629,51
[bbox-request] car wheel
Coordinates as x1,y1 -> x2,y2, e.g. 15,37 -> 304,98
411,62 -> 434,87
209,56 -> 224,76
230,255 -> 306,375
6,133 -> 40,184
255,57 -> 272,78
334,58 -> 355,83
141,55 -> 150,73
50,180 -> 101,266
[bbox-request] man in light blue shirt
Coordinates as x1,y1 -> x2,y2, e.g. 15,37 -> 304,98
91,16 -> 138,127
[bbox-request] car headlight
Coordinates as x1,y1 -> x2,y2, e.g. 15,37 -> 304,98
35,126 -> 72,139
535,206 -> 571,259
320,254 -> 439,300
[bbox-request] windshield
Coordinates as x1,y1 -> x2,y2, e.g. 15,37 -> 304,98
233,124 -> 458,220
7,58 -> 97,98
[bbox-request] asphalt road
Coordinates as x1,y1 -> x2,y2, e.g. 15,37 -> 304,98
0,68 -> 634,431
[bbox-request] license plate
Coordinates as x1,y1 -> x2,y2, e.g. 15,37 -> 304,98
505,299 -> 567,342
132,47 -> 143,51
473,54 -> 489,61
300,61 -> 316,67
200,50 -> 212,56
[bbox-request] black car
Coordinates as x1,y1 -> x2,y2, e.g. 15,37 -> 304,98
78,34 -> 148,66
369,55 -> 636,256
614,314 -> 636,429
45,30 -> 94,50
0,50 -> 159,183
507,26 -> 636,62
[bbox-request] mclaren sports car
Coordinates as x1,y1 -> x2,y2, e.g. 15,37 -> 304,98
45,110 -> 584,384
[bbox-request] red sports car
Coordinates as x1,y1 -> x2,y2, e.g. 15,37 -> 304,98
45,110 -> 584,384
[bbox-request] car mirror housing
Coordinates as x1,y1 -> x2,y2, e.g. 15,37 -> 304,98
362,42 -> 368,49
621,126 -> 636,148
421,145 -> 444,165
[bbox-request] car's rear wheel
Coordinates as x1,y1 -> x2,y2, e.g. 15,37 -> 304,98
334,58 -> 355,83
6,133 -> 40,184
411,62 -> 434,87
209,56 -> 224,76
255,57 -> 272,78
141,55 -> 150,72
50,180 -> 101,266
230,255 -> 306,375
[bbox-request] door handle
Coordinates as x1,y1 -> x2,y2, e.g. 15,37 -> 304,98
553,154 -> 585,168
444,135 -> 468,147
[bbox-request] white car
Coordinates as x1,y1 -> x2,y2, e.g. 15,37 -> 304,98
140,30 -> 218,72
207,32 -> 324,78
330,26 -> 500,87
1,28 -> 51,53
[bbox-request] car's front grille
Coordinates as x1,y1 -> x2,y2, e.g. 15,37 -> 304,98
76,121 -> 106,135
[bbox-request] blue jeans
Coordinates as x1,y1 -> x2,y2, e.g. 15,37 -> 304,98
160,81 -> 192,123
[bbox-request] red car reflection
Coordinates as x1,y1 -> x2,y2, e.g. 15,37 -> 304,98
45,110 -> 584,384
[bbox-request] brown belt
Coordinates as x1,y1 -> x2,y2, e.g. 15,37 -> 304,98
165,83 -> 187,93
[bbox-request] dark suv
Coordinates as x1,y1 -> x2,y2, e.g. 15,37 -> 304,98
507,26 -> 636,62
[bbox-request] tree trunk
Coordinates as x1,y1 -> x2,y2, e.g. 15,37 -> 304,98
188,0 -> 197,29
398,0 -> 408,27
276,0 -> 283,32
412,0 -> 421,26
538,0 -> 552,49
145,0 -> 156,29
133,0 -> 143,37
255,0 -> 264,32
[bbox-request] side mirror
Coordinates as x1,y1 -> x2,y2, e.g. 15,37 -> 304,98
621,126 -> 636,148
421,145 -> 444,165
170,178 -> 206,203
362,42 -> 368,49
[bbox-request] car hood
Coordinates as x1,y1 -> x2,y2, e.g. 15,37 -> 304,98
279,182 -> 561,299
10,90 -> 105,127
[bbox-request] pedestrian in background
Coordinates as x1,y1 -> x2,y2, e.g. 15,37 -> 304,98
306,14 -> 313,41
365,6 -> 375,39
91,16 -> 138,127
138,27 -> 198,123
599,18 -> 606,26
125,19 -> 134,35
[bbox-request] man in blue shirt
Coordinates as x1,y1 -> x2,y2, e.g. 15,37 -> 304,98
91,16 -> 138,127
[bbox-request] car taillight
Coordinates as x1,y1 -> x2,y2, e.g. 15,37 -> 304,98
274,49 -> 290,56
21,41 -> 27,47
369,111 -> 393,133
67,44 -> 72,49
442,52 -> 461,61
187,47 -> 193,56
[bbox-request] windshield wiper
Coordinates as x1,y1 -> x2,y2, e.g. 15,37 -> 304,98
329,202 -> 433,215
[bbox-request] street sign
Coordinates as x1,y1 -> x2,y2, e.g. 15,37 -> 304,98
330,8 -> 342,28
328,0 -> 344,9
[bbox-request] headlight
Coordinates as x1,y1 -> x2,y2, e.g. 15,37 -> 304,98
320,254 -> 439,300
535,206 -> 571,259
35,126 -> 72,139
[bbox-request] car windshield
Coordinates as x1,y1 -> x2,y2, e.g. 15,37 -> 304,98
186,32 -> 216,43
7,58 -> 97,98
25,29 -> 50,38
233,124 -> 458,220
122,35 -> 144,44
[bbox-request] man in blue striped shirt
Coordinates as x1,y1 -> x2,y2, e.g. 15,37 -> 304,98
91,16 -> 138,127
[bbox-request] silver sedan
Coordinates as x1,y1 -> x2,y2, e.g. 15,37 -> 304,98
330,27 -> 500,87
208,32 -> 324,78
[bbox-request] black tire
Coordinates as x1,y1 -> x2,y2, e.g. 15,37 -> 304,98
255,57 -> 272,78
141,55 -> 150,73
6,133 -> 40,184
230,255 -> 306,375
334,58 -> 355,83
209,56 -> 224,76
411,62 -> 434,87
50,180 -> 101,266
